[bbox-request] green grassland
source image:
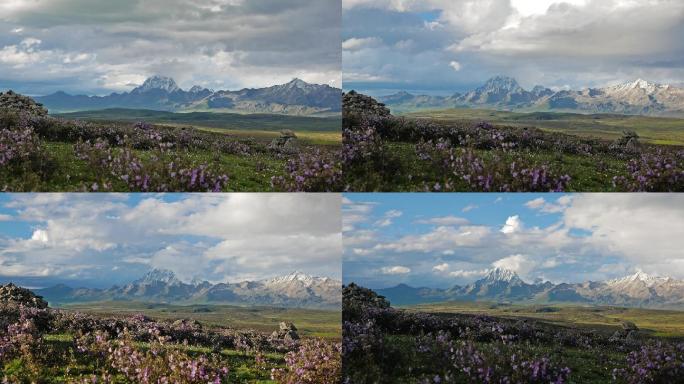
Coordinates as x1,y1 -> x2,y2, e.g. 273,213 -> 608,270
27,333 -> 285,383
56,108 -> 341,133
358,141 -> 628,192
59,301 -> 342,339
408,301 -> 684,338
403,108 -> 684,146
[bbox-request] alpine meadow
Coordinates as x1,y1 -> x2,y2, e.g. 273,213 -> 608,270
0,0 -> 343,192
342,193 -> 684,383
0,194 -> 342,383
342,0 -> 684,192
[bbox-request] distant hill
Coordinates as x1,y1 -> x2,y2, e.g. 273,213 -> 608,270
375,268 -> 684,310
36,269 -> 342,310
35,76 -> 342,116
377,76 -> 684,117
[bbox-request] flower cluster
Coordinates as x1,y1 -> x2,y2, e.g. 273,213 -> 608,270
75,328 -> 230,383
271,149 -> 343,192
271,339 -> 342,384
74,137 -> 229,192
612,342 -> 684,384
613,150 -> 684,191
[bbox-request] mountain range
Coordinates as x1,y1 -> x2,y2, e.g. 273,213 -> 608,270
35,269 -> 341,310
375,268 -> 684,310
34,76 -> 342,116
377,76 -> 684,117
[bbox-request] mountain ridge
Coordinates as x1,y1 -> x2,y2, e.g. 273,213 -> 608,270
377,76 -> 684,117
375,269 -> 684,309
35,269 -> 341,310
34,77 -> 342,116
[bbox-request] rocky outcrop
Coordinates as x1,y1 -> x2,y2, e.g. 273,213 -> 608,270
343,91 -> 391,118
0,91 -> 48,117
0,283 -> 48,308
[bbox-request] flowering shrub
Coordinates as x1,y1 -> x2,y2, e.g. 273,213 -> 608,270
613,150 -> 684,192
612,343 -> 684,384
272,339 -> 342,384
271,149 -> 343,192
75,329 -> 230,383
74,137 -> 229,192
342,105 -> 684,192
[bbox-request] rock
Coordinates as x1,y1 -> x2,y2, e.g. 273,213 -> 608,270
0,91 -> 48,117
621,320 -> 639,332
343,91 -> 391,118
0,283 -> 48,308
270,321 -> 300,341
268,130 -> 299,152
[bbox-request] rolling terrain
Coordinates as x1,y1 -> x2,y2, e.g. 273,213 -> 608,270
404,108 -> 684,146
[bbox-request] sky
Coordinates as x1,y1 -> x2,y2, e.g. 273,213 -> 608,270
0,0 -> 341,96
343,193 -> 684,289
0,193 -> 342,289
343,0 -> 684,96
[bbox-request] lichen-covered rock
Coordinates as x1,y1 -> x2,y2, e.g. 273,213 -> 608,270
0,283 -> 48,308
268,129 -> 299,152
0,90 -> 48,117
343,91 -> 391,118
270,321 -> 300,341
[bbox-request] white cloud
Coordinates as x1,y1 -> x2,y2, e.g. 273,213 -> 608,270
461,204 -> 478,212
449,60 -> 462,71
416,215 -> 470,226
449,269 -> 488,278
525,196 -> 573,213
500,215 -> 522,234
343,37 -> 383,51
0,194 -> 342,283
492,254 -> 535,277
381,265 -> 411,275
433,263 -> 449,272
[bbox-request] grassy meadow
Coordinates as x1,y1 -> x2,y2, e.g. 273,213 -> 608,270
403,108 -> 684,146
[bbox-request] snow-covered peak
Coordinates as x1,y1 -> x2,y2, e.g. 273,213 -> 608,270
286,78 -> 309,88
135,268 -> 181,285
134,76 -> 181,93
484,267 -> 521,283
607,270 -> 671,287
188,85 -> 208,93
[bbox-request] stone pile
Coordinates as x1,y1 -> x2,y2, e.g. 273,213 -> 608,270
343,90 -> 391,118
0,90 -> 48,117
270,321 -> 299,342
0,283 -> 48,309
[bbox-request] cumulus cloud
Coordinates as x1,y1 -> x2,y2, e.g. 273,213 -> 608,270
381,265 -> 411,275
343,0 -> 684,92
0,0 -> 341,95
500,215 -> 522,234
0,194 -> 341,286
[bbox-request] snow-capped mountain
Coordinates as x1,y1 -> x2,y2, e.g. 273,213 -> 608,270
131,76 -> 181,94
36,270 -> 341,309
35,76 -> 342,116
377,76 -> 684,116
375,269 -> 684,309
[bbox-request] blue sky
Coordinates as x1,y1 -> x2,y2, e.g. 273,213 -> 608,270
343,193 -> 684,289
0,0 -> 341,96
343,0 -> 684,96
0,194 -> 341,289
